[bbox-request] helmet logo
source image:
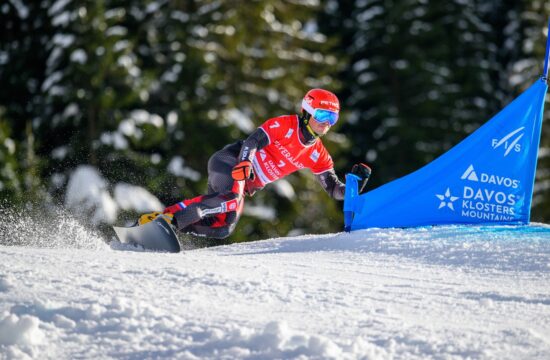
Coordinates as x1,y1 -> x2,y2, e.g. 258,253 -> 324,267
320,100 -> 339,109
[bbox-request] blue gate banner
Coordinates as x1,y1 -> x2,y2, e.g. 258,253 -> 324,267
344,79 -> 548,230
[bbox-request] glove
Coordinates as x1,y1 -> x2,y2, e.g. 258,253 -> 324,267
351,163 -> 371,180
231,160 -> 254,181
351,163 -> 372,194
138,211 -> 173,226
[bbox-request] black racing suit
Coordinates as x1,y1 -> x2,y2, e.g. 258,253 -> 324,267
167,116 -> 346,239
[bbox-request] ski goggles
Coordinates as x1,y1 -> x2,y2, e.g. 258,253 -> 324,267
301,100 -> 339,126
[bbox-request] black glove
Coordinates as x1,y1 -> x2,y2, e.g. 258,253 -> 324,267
351,163 -> 371,194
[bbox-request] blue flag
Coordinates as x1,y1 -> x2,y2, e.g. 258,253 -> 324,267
344,79 -> 548,230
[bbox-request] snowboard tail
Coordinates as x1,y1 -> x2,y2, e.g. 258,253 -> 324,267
113,217 -> 181,253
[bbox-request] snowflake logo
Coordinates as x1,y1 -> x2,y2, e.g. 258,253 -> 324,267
436,188 -> 459,211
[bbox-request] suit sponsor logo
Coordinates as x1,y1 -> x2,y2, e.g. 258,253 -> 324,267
273,140 -> 305,169
202,207 -> 222,216
241,146 -> 250,160
266,160 -> 282,178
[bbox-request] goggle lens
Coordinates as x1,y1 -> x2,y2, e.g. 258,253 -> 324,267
313,109 -> 339,126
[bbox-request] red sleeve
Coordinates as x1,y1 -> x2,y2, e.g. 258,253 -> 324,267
259,116 -> 292,144
310,144 -> 334,175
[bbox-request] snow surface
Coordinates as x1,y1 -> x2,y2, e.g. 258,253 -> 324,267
1,221 -> 550,359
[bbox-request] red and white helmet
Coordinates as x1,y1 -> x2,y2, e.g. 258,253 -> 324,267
301,89 -> 340,125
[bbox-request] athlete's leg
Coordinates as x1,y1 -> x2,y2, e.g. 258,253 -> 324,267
206,142 -> 242,194
165,142 -> 245,237
170,190 -> 241,230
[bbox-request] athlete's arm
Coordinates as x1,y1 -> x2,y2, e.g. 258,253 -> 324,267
237,128 -> 270,162
315,169 -> 346,200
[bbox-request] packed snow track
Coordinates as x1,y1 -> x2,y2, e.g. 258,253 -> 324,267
1,224 -> 550,359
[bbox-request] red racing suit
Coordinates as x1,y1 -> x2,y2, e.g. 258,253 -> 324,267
245,115 -> 334,193
164,114 -> 345,239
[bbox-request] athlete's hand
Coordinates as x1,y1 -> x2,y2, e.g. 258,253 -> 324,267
232,160 -> 254,181
351,163 -> 371,194
351,163 -> 371,180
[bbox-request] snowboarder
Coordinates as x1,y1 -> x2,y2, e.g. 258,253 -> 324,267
138,89 -> 372,239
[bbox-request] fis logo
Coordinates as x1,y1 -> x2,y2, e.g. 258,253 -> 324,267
278,160 -> 286,168
310,150 -> 320,162
269,121 -> 281,129
285,129 -> 294,138
259,149 -> 267,161
492,127 -> 524,157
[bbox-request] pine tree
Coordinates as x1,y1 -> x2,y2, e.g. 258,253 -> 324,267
0,1 -> 53,204
519,3 -> 550,221
0,107 -> 21,203
321,0 -> 504,182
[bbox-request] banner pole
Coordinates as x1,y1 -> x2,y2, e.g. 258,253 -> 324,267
543,18 -> 550,82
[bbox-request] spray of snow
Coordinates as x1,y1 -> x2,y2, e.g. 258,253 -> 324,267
0,164 -> 168,250
0,204 -> 107,250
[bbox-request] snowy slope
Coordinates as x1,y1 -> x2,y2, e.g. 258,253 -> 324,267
1,224 -> 550,359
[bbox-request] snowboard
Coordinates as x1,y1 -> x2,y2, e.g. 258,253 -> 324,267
113,217 -> 181,253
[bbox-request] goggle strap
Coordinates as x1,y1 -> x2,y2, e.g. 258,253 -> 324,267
301,99 -> 317,116
305,123 -> 318,138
